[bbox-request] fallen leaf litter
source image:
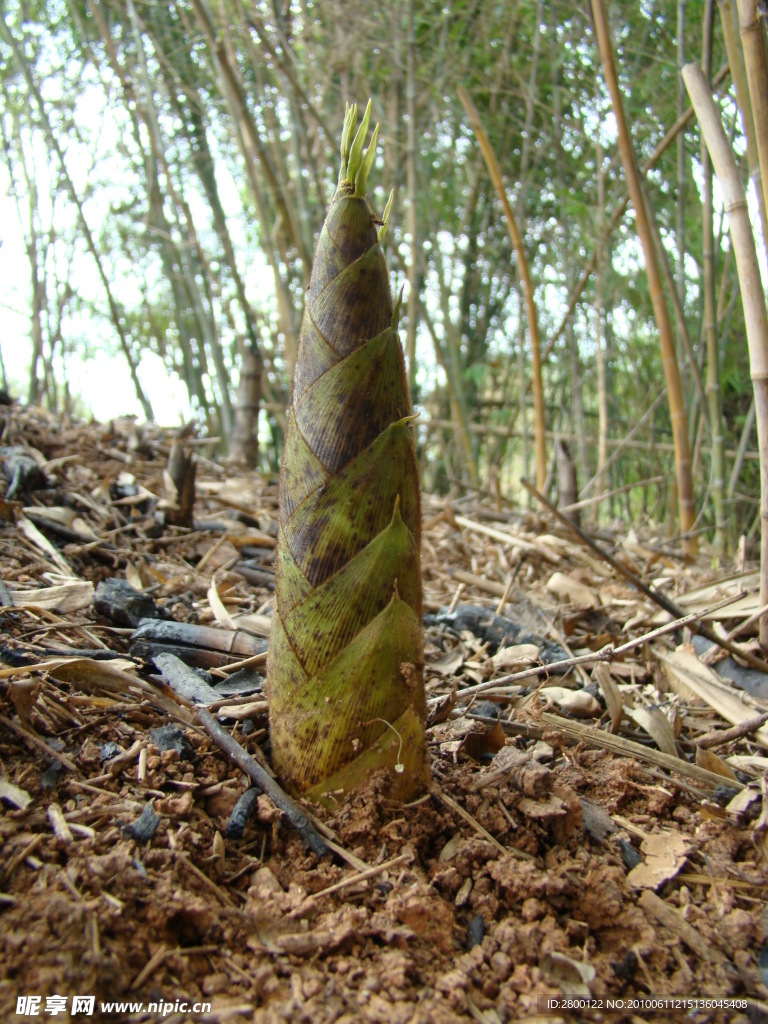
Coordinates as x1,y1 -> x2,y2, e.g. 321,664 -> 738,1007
0,405 -> 766,1022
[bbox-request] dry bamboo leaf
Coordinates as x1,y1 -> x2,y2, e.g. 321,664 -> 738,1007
231,613 -> 271,637
428,650 -> 465,677
659,648 -> 768,750
532,536 -> 563,563
207,574 -> 238,631
726,786 -> 762,817
492,644 -> 540,671
0,497 -> 15,523
728,754 -> 768,774
17,515 -> 72,574
46,657 -> 158,693
606,661 -> 648,680
593,663 -> 623,732
23,506 -> 98,541
461,720 -> 506,760
626,830 -> 691,890
161,468 -> 180,508
540,951 -> 596,997
622,529 -> 662,562
539,686 -> 601,717
695,746 -> 738,781
125,562 -> 144,591
438,834 -> 463,862
6,580 -> 94,612
546,571 -> 597,610
625,706 -> 678,757
651,572 -> 759,623
534,533 -> 571,552
215,700 -> 269,720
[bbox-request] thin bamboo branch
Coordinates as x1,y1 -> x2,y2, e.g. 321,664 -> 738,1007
244,13 -> 333,142
580,391 -> 668,497
540,713 -> 744,791
393,246 -> 479,482
683,62 -> 768,649
594,139 -> 608,503
458,85 -> 547,492
545,63 -> 731,365
560,475 -> 665,514
591,0 -> 697,555
521,476 -> 768,672
189,0 -> 310,274
642,177 -> 708,414
728,398 -> 756,498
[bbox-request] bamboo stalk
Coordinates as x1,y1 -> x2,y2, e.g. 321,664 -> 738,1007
546,63 -> 731,363
458,86 -> 547,492
728,398 -> 756,498
736,0 -> 768,230
701,0 -> 729,553
594,139 -> 609,505
683,62 -> 768,649
405,0 -> 419,395
189,0 -> 310,274
717,0 -> 768,258
591,0 -> 697,555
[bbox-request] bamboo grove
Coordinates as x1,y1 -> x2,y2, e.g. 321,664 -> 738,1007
2,0 -> 768,570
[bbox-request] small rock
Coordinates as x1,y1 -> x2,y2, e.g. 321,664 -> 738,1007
467,912 -> 485,950
618,838 -> 643,871
94,578 -> 159,628
150,724 -> 194,760
123,802 -> 160,842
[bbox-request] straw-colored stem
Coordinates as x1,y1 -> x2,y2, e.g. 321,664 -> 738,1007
683,62 -> 768,648
458,85 -> 548,493
591,0 -> 698,555
736,0 -> 768,240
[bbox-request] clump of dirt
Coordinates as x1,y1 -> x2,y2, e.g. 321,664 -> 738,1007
1,724 -> 765,1023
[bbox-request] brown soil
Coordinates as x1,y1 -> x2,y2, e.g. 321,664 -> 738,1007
0,405 -> 766,1023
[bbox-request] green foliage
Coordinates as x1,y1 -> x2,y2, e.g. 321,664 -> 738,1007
0,0 -> 758,534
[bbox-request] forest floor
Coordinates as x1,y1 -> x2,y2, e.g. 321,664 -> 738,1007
0,403 -> 766,1024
